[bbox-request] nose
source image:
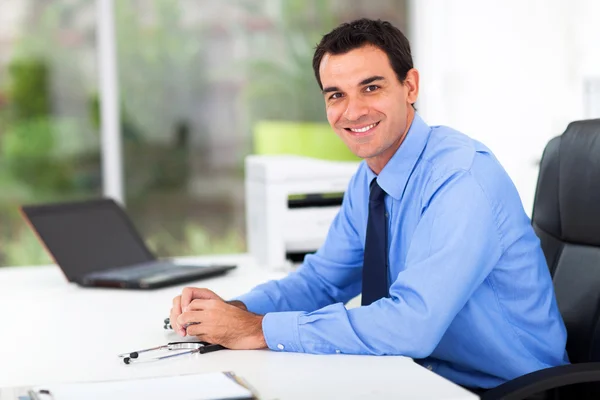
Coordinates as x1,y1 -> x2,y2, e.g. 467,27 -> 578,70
343,96 -> 369,122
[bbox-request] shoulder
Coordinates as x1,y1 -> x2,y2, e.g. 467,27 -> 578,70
420,125 -> 505,196
422,125 -> 484,177
417,125 -> 524,232
417,125 -> 525,238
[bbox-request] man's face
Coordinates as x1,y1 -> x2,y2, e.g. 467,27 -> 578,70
319,45 -> 418,171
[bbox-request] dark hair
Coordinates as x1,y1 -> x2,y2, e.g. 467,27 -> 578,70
312,18 -> 413,90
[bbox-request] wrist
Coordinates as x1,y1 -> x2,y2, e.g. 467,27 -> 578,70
253,314 -> 267,349
227,300 -> 247,311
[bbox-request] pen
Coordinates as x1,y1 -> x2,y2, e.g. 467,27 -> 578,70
199,343 -> 226,353
163,317 -> 198,330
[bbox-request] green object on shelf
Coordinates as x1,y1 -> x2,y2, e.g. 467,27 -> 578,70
253,120 -> 359,161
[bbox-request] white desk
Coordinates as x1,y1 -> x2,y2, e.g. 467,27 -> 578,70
0,255 -> 478,399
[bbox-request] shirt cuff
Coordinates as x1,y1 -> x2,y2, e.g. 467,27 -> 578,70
262,311 -> 305,353
230,290 -> 277,315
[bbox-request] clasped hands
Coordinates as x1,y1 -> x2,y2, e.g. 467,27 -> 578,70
169,287 -> 267,350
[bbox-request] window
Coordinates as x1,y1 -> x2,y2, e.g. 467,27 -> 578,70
115,0 -> 408,260
0,0 -> 408,266
0,1 -> 101,266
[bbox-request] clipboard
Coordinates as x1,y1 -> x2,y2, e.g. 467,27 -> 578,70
15,371 -> 258,400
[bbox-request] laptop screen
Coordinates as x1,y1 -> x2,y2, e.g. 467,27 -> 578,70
21,199 -> 155,281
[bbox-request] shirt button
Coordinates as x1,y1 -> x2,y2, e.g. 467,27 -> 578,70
277,344 -> 285,350
426,365 -> 433,371
335,349 -> 341,354
385,212 -> 389,218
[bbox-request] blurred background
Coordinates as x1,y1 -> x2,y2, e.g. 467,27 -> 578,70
0,0 -> 598,267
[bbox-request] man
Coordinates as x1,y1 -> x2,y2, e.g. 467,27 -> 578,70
169,18 -> 568,391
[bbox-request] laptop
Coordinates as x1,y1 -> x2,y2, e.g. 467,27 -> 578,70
20,198 -> 237,289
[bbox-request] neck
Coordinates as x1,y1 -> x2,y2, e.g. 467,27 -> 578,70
366,108 -> 415,175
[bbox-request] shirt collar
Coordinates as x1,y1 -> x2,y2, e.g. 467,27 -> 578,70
365,112 -> 431,200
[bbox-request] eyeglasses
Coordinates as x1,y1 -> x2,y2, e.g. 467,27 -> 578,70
118,341 -> 226,364
118,317 -> 225,364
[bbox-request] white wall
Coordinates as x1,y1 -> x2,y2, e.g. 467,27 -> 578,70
409,0 -> 600,215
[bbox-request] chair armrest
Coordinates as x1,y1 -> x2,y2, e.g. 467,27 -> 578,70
482,363 -> 600,400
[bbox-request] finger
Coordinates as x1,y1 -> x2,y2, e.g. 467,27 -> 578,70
188,299 -> 218,311
177,310 -> 205,328
170,296 -> 180,330
186,323 -> 207,337
180,288 -> 221,312
170,295 -> 186,337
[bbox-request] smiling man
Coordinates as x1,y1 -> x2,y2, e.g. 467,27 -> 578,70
169,19 -> 568,394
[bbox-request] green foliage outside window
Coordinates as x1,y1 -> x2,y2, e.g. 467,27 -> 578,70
242,0 -> 336,123
240,0 -> 358,161
7,59 -> 50,120
0,0 -> 371,266
0,1 -> 233,267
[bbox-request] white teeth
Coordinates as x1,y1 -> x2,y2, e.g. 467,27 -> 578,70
350,123 -> 377,133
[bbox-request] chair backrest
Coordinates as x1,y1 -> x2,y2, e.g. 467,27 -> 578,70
532,118 -> 600,364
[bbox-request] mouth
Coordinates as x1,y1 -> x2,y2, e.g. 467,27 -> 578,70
344,121 -> 380,136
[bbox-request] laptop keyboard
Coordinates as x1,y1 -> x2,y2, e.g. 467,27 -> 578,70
86,261 -> 203,281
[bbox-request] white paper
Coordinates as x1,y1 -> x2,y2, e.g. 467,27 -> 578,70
32,372 -> 253,400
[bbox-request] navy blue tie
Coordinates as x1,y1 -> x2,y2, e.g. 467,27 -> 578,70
361,178 -> 389,306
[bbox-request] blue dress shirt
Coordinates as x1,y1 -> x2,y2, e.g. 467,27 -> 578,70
236,113 -> 569,388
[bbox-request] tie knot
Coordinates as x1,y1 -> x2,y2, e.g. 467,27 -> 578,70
369,179 -> 386,202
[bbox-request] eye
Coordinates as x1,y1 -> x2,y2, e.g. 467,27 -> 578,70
329,92 -> 343,100
365,85 -> 379,92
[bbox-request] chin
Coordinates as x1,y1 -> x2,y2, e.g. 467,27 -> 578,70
347,144 -> 381,160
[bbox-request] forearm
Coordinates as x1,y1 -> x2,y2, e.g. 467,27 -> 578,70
234,256 -> 361,315
236,177 -> 363,315
260,301 -> 439,357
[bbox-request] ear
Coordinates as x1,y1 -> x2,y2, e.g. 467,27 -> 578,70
403,68 -> 419,105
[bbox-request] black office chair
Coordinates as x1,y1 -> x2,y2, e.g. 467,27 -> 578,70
483,118 -> 600,400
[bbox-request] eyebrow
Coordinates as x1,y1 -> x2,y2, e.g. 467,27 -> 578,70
322,85 -> 340,94
322,75 -> 386,94
359,75 -> 385,86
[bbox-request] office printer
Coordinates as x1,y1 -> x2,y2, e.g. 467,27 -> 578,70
245,155 -> 360,270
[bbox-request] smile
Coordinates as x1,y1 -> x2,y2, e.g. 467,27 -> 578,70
345,122 -> 380,135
